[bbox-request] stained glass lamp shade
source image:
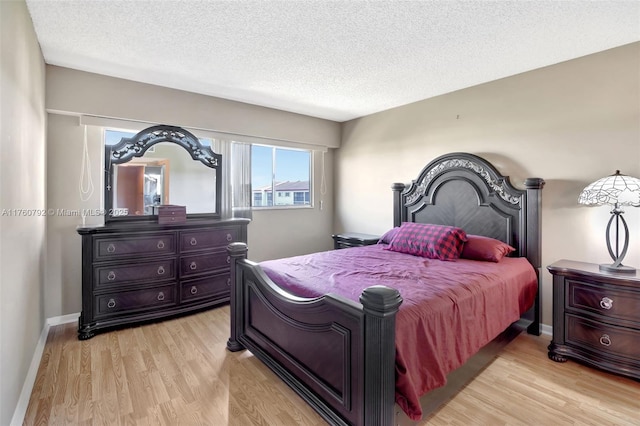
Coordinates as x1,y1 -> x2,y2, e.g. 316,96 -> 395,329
578,170 -> 640,274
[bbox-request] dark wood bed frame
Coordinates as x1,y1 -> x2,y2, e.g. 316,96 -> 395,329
226,152 -> 544,426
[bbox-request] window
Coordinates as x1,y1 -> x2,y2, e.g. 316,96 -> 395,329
251,144 -> 311,208
105,129 -> 135,145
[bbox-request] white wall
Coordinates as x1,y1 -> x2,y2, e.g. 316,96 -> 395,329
337,43 -> 640,327
0,1 -> 47,424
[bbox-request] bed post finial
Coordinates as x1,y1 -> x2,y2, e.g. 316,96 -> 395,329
392,183 -> 406,227
360,286 -> 402,426
227,242 -> 248,352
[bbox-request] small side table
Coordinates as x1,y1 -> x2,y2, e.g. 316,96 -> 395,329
332,232 -> 380,249
547,259 -> 640,380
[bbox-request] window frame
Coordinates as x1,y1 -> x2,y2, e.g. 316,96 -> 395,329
251,143 -> 313,210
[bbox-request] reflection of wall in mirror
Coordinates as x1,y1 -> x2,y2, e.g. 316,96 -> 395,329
145,144 -> 217,214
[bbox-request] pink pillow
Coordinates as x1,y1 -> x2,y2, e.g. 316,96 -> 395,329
460,235 -> 515,262
387,222 -> 467,260
377,227 -> 400,244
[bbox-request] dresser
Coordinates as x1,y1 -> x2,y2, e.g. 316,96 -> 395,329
77,219 -> 249,339
332,232 -> 380,249
547,259 -> 640,380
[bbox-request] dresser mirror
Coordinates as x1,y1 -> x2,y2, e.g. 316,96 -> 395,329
104,125 -> 221,222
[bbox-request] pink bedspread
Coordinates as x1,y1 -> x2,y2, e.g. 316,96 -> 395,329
260,244 -> 537,420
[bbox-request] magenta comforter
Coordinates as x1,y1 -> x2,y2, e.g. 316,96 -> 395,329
260,244 -> 537,420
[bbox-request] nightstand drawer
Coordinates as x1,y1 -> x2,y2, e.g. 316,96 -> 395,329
567,279 -> 640,323
566,314 -> 640,360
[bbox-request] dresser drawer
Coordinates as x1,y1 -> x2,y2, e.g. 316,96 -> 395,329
566,314 -> 640,360
94,259 -> 176,289
179,227 -> 239,252
94,284 -> 176,318
180,251 -> 230,277
181,273 -> 231,304
566,279 -> 640,323
94,233 -> 176,260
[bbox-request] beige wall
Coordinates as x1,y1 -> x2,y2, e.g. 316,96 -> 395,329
249,149 -> 334,261
4,7 -> 637,420
44,70 -> 337,318
337,42 -> 640,327
45,114 -> 102,317
0,1 -> 47,424
46,65 -> 341,148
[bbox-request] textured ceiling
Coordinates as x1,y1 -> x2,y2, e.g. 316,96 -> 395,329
26,0 -> 640,122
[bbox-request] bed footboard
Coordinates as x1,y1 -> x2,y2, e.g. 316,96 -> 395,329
226,243 -> 402,426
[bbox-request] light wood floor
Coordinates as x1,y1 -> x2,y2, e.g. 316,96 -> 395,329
24,306 -> 640,425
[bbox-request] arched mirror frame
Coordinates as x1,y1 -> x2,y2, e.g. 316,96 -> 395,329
104,124 -> 222,223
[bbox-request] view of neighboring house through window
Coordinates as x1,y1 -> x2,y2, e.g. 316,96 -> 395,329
251,144 -> 311,207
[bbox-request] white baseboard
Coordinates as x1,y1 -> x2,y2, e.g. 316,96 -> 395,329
541,323 -> 552,336
10,312 -> 79,426
47,312 -> 80,327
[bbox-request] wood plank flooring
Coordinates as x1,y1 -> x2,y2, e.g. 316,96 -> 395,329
24,307 -> 640,425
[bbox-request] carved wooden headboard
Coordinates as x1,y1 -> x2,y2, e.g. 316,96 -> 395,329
392,152 -> 545,332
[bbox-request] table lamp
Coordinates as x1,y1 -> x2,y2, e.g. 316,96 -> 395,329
578,170 -> 640,274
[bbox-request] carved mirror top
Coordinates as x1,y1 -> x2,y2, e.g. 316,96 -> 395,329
104,124 -> 222,222
108,125 -> 221,169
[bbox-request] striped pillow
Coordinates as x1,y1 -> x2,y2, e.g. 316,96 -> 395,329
387,222 -> 467,260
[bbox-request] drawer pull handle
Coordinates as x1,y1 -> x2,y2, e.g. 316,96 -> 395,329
190,237 -> 197,246
157,292 -> 165,301
107,271 -> 116,281
226,233 -> 232,242
227,278 -> 231,286
107,298 -> 116,308
599,334 -> 612,347
190,261 -> 197,270
157,240 -> 165,249
226,256 -> 231,264
190,286 -> 198,295
107,243 -> 116,253
157,266 -> 165,275
599,297 -> 613,310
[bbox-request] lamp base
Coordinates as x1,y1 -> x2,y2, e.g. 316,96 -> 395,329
599,263 -> 636,274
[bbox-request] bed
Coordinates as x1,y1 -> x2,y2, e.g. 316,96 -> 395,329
226,152 -> 544,426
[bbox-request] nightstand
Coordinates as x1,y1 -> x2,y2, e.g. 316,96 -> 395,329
547,259 -> 640,380
332,232 -> 380,249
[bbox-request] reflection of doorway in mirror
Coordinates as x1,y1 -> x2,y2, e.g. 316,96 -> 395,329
114,164 -> 143,215
114,159 -> 169,216
144,166 -> 163,215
